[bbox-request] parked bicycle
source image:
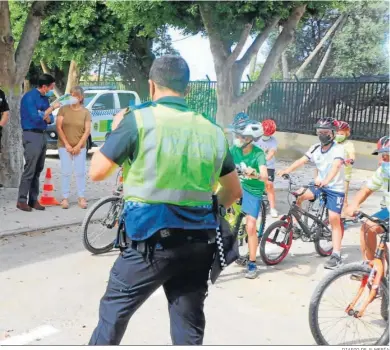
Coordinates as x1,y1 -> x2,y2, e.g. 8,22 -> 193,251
309,211 -> 389,346
224,163 -> 268,262
81,168 -> 125,254
259,174 -> 333,265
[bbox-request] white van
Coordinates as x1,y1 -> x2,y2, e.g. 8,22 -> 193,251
46,87 -> 142,149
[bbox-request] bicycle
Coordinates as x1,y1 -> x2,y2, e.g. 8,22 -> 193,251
309,211 -> 389,346
81,168 -> 125,254
259,174 -> 333,266
224,163 -> 268,262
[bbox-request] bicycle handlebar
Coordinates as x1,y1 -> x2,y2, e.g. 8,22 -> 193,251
354,211 -> 389,228
281,174 -> 320,198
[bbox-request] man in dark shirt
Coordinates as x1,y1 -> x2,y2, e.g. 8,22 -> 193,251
0,88 -> 10,188
16,74 -> 61,212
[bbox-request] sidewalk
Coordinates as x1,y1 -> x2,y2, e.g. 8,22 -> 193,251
0,153 -> 379,237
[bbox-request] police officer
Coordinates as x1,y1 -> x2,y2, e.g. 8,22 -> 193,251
88,55 -> 242,345
0,88 -> 10,188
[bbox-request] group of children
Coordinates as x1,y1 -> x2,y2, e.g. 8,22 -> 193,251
227,113 -> 358,278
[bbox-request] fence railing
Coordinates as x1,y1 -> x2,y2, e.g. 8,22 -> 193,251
80,77 -> 389,141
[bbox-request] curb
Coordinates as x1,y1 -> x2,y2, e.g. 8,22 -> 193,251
0,219 -> 83,238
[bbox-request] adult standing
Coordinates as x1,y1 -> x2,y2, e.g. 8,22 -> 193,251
56,86 -> 91,209
0,88 -> 10,188
16,74 -> 60,212
88,55 -> 242,345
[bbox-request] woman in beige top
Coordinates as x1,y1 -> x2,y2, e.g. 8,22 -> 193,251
57,86 -> 91,209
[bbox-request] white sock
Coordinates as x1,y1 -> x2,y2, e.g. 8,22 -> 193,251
333,251 -> 341,257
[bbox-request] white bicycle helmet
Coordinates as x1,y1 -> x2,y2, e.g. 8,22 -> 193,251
234,121 -> 263,139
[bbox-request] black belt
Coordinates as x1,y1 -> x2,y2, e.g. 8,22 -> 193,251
23,129 -> 45,134
131,228 -> 216,253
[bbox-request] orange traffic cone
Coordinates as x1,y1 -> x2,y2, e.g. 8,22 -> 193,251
39,168 -> 60,206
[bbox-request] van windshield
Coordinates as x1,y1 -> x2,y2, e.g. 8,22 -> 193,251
84,93 -> 97,106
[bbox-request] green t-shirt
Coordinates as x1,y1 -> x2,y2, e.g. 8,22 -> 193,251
230,145 -> 266,197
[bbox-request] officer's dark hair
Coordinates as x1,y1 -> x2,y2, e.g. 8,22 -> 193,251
38,74 -> 55,88
149,55 -> 190,94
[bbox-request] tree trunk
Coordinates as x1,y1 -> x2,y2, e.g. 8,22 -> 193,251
314,42 -> 332,79
40,60 -> 62,97
23,79 -> 31,93
279,26 -> 289,79
97,56 -> 103,83
295,14 -> 346,78
65,60 -> 80,93
102,54 -> 108,82
0,0 -> 49,187
249,55 -> 257,78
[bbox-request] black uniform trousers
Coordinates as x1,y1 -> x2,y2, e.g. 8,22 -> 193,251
89,229 -> 216,345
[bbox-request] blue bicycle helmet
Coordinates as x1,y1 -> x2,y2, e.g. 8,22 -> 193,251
227,112 -> 249,130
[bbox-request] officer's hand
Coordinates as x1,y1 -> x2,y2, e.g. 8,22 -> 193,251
277,169 -> 288,177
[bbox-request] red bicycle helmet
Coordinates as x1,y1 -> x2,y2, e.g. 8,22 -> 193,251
336,121 -> 350,132
372,136 -> 390,155
262,119 -> 276,136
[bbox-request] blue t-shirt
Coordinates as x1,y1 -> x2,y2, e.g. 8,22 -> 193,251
100,97 -> 235,241
20,89 -> 54,130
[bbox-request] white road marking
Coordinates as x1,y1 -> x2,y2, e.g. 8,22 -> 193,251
151,287 -> 164,298
0,325 -> 59,345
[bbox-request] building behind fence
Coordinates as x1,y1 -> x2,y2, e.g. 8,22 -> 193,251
81,75 -> 389,142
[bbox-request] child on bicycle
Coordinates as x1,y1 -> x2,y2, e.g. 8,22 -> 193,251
255,119 -> 279,218
278,117 -> 345,270
230,117 -> 268,279
335,121 -> 356,211
346,136 -> 389,261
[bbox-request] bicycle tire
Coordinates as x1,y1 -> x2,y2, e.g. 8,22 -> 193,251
257,200 -> 267,237
82,195 -> 121,255
259,220 -> 293,265
314,215 -> 333,257
309,262 -> 389,346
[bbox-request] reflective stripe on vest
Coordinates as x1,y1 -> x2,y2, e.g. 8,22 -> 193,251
124,106 -> 226,205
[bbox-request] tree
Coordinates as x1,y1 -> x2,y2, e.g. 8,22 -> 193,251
107,1 -> 339,127
0,0 -> 52,187
275,1 -> 389,78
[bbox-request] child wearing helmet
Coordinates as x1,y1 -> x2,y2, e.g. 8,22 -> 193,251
230,119 -> 268,279
254,119 -> 278,218
278,117 -> 346,270
346,136 -> 389,261
335,121 -> 356,210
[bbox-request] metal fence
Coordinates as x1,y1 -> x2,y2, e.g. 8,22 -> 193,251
81,76 -> 389,141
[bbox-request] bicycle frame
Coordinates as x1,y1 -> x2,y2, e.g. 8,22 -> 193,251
345,213 -> 389,318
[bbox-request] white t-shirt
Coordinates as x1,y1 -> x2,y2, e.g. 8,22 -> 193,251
305,141 -> 345,193
254,136 -> 278,169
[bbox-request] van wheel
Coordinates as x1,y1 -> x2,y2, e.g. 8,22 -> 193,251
86,137 -> 92,150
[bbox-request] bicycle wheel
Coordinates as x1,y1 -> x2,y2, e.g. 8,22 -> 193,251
314,213 -> 333,257
82,195 -> 122,255
309,262 -> 389,346
259,220 -> 293,265
257,200 -> 267,237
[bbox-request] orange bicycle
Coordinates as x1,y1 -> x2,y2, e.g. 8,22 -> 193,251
309,211 -> 389,345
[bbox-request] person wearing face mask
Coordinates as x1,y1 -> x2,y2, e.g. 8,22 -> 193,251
17,74 -> 61,212
254,119 -> 279,218
230,120 -> 268,278
87,56 -> 241,345
335,121 -> 355,210
346,136 -> 389,261
278,117 -> 345,269
56,86 -> 92,209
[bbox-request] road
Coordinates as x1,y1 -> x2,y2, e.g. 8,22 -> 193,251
0,217 -> 366,345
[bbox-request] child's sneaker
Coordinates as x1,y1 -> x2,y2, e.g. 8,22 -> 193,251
245,261 -> 258,279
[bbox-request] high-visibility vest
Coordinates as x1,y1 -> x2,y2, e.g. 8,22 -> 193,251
123,104 -> 227,206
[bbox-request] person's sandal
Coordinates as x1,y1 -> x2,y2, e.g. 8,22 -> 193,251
78,197 -> 88,209
61,199 -> 69,209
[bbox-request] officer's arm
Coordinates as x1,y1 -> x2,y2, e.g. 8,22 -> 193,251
89,151 -> 118,181
216,149 -> 242,207
217,171 -> 242,208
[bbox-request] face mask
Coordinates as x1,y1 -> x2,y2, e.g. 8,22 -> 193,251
262,136 -> 270,141
318,134 -> 333,146
45,90 -> 54,97
61,96 -> 79,106
234,138 -> 244,148
335,134 -> 346,143
381,162 -> 390,179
